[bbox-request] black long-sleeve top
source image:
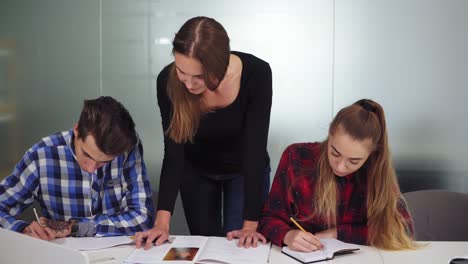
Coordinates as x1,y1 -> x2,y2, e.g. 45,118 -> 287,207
156,51 -> 272,221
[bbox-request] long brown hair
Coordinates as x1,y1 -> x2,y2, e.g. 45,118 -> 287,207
314,99 -> 416,250
166,16 -> 230,143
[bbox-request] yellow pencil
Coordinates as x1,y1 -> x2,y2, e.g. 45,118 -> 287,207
289,217 -> 306,232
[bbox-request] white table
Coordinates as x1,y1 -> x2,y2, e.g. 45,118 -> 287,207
86,241 -> 468,264
379,241 -> 468,264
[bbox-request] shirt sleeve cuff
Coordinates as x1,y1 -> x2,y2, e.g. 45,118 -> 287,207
11,220 -> 29,233
271,226 -> 293,247
77,221 -> 96,237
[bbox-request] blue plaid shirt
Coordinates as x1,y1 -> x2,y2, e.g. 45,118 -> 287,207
0,129 -> 154,236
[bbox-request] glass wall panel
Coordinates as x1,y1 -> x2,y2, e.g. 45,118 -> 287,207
334,0 -> 468,192
0,0 -> 100,179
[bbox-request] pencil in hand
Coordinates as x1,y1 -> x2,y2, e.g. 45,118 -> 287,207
290,216 -> 324,249
289,217 -> 306,232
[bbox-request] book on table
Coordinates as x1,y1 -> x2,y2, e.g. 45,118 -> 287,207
281,238 -> 359,263
124,235 -> 271,264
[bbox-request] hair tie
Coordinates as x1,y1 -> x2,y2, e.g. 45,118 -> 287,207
359,101 -> 376,113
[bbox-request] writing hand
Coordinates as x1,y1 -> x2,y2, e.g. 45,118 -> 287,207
22,221 -> 55,240
283,229 -> 323,252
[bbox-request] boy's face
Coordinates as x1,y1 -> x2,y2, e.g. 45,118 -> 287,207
73,126 -> 114,173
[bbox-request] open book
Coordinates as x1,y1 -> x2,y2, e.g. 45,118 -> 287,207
124,235 -> 271,264
282,238 -> 359,263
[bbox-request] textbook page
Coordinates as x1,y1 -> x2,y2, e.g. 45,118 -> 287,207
124,236 -> 270,264
51,236 -> 134,251
197,237 -> 271,264
125,236 -> 207,263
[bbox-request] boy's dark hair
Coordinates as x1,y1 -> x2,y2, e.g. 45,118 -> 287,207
77,96 -> 137,155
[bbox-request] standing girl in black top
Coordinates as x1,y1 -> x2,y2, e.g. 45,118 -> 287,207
135,16 -> 272,249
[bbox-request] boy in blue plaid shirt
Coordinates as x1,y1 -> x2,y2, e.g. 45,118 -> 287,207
0,96 -> 154,240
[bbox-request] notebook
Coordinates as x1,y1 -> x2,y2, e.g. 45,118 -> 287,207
282,238 -> 359,263
0,228 -> 89,264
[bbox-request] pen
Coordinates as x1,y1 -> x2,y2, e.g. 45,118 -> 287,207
289,216 -> 306,232
33,207 -> 43,226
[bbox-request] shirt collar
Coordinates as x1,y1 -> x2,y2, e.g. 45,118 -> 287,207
66,128 -> 79,161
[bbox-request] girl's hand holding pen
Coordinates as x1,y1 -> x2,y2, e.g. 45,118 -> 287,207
283,217 -> 323,252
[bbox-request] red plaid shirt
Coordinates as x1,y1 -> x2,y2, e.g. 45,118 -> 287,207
258,142 -> 413,246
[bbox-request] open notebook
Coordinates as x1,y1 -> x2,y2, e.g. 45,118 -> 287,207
125,235 -> 271,264
282,238 -> 359,263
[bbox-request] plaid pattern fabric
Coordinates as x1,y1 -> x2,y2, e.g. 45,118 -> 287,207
0,129 -> 154,236
258,142 -> 413,246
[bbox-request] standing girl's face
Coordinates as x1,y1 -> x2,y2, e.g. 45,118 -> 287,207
174,52 -> 207,95
327,125 -> 374,177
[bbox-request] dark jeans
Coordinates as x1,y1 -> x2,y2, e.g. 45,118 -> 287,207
180,163 -> 270,236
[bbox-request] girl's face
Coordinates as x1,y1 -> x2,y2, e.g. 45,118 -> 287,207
327,125 -> 373,177
174,52 -> 207,95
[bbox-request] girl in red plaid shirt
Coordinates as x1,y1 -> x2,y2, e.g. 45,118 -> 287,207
258,99 -> 416,251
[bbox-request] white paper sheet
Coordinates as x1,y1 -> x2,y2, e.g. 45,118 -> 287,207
51,236 -> 134,251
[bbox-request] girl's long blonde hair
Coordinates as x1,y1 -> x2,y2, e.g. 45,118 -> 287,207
314,99 -> 416,250
166,16 -> 230,143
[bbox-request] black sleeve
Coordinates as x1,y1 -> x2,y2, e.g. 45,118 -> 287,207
241,59 -> 273,221
156,64 -> 185,214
